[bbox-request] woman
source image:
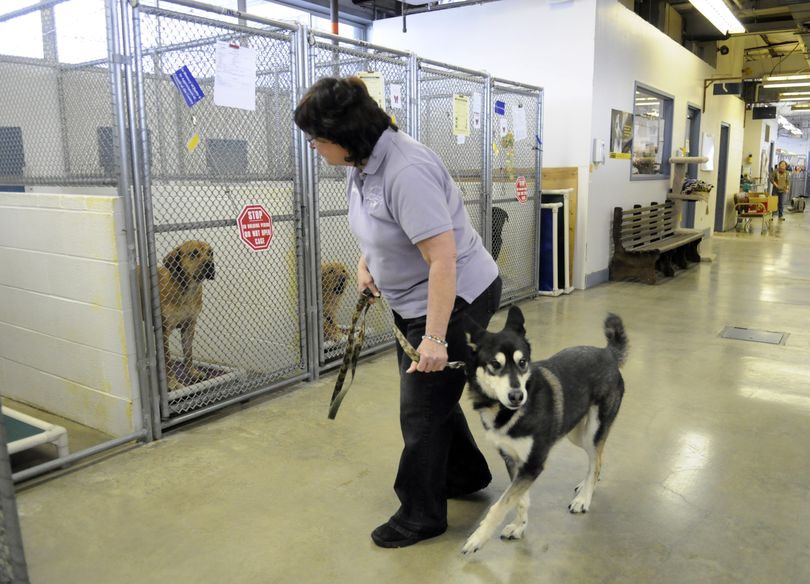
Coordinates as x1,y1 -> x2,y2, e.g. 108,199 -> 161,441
295,77 -> 501,548
771,160 -> 789,220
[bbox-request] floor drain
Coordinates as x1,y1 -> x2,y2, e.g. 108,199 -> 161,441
720,326 -> 788,345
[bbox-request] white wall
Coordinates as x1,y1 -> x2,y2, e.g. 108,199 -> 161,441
742,113 -> 777,183
372,0 -> 597,286
374,0 -> 746,288
587,0 -> 745,282
0,192 -> 142,436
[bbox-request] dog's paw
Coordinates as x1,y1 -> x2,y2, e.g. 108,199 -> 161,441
167,375 -> 182,391
500,522 -> 526,540
573,480 -> 584,494
568,493 -> 591,514
462,528 -> 490,555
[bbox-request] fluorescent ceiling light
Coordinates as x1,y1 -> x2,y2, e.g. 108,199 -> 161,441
780,96 -> 810,102
763,82 -> 810,89
689,0 -> 745,35
765,74 -> 810,82
780,91 -> 810,97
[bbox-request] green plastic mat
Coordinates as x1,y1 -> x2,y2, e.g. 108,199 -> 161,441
4,414 -> 43,444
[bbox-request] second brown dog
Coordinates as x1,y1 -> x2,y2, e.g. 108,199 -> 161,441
321,261 -> 350,342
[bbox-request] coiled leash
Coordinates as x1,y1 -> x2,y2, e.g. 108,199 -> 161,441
328,289 -> 465,419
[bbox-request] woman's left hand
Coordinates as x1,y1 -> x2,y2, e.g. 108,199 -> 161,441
406,339 -> 448,373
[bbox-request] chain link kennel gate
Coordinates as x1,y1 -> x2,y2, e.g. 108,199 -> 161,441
130,3 -> 310,424
306,33 -> 413,369
490,78 -> 543,303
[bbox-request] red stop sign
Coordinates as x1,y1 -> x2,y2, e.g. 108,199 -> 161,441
237,204 -> 273,251
515,176 -> 528,204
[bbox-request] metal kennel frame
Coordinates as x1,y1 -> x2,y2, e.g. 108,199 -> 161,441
304,31 -> 413,370
490,77 -> 543,304
416,59 -> 490,242
0,0 -> 545,482
125,0 -> 312,430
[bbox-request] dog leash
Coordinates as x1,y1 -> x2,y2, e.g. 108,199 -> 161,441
328,290 -> 465,419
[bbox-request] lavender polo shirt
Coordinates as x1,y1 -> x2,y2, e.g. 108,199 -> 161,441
347,128 -> 498,319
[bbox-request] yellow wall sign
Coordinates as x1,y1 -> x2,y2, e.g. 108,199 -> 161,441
453,94 -> 470,137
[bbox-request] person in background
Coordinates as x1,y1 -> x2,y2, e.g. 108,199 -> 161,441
294,77 -> 502,548
771,160 -> 790,221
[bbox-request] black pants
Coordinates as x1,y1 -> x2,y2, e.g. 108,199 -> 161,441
389,276 -> 502,535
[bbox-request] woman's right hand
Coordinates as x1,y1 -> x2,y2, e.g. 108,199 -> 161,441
357,256 -> 381,301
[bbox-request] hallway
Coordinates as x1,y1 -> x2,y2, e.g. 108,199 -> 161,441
16,213 -> 810,583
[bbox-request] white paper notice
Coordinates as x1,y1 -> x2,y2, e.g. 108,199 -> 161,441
499,118 -> 509,138
472,92 -> 482,115
359,71 -> 385,110
453,94 -> 470,137
214,41 -> 257,111
512,105 -> 528,141
457,134 -> 466,145
472,112 -> 481,130
390,84 -> 403,109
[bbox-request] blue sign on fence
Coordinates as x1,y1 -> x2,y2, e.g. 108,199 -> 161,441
170,65 -> 205,107
494,100 -> 506,116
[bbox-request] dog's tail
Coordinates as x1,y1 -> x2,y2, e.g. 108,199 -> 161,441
604,313 -> 628,367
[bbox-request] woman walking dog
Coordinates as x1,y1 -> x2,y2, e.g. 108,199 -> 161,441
295,77 -> 501,548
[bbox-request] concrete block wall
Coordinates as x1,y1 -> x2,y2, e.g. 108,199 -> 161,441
0,191 -> 141,436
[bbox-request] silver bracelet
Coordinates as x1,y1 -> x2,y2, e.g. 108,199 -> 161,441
422,334 -> 449,348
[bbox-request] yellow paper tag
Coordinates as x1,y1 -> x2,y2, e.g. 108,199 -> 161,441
492,142 -> 500,156
186,133 -> 200,153
391,114 -> 397,126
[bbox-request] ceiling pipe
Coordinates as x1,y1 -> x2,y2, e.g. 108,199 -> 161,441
405,0 -> 503,16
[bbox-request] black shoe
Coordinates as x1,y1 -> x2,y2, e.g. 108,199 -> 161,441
371,522 -> 446,549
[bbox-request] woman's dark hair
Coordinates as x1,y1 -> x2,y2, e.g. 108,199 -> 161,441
294,76 -> 398,165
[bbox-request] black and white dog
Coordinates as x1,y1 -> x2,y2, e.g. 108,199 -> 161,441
462,306 -> 627,554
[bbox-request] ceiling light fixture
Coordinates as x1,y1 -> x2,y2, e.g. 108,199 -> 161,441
689,0 -> 745,35
780,91 -> 810,97
762,82 -> 810,89
765,74 -> 810,82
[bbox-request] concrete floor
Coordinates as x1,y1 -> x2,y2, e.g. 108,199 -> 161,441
16,212 -> 810,583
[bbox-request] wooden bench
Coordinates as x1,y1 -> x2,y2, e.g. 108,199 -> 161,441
609,201 -> 702,284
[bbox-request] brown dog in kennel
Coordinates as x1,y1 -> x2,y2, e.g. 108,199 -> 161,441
321,261 -> 350,343
158,240 -> 216,390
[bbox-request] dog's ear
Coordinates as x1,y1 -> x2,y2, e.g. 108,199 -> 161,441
505,305 -> 525,336
464,315 -> 487,352
163,247 -> 184,279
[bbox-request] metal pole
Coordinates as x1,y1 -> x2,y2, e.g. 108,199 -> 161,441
330,0 -> 338,34
534,88 -> 544,294
12,430 -> 147,483
483,75 -> 493,259
409,52 -> 419,140
302,27 -> 322,377
293,24 -> 315,380
122,0 -> 168,434
0,403 -> 29,583
106,0 -> 156,442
